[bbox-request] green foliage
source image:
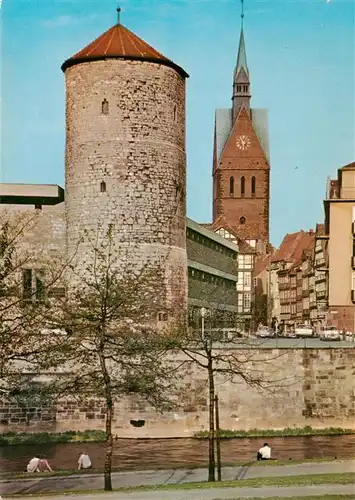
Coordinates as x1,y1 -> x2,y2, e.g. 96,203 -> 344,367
0,429 -> 106,446
194,426 -> 355,439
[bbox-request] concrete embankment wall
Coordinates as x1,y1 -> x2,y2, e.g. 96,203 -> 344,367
1,348 -> 354,437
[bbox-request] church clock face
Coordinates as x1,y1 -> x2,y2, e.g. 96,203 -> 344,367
236,135 -> 251,151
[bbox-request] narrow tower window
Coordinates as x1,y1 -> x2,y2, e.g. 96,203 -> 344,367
239,216 -> 246,225
236,85 -> 242,93
251,176 -> 256,196
241,176 -> 245,196
243,85 -> 249,93
101,99 -> 109,115
100,181 -> 106,193
173,105 -> 177,122
229,176 -> 234,196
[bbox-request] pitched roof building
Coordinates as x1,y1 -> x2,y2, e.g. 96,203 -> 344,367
61,18 -> 188,77
211,12 -> 270,254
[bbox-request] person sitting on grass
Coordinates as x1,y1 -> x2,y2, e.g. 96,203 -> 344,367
257,443 -> 271,461
78,452 -> 92,470
27,456 -> 53,473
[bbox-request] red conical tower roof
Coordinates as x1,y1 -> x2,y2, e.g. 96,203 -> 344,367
61,22 -> 188,78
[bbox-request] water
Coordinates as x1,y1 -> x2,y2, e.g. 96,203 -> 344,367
1,435 -> 354,473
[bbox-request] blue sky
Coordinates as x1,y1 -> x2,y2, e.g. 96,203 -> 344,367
2,0 -> 354,246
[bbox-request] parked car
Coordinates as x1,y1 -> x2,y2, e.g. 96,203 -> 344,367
294,324 -> 314,338
320,326 -> 341,341
256,326 -> 275,338
282,330 -> 297,339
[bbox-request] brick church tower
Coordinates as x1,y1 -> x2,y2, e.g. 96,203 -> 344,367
212,10 -> 270,254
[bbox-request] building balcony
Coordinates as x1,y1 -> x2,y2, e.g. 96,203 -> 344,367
279,282 -> 290,291
315,274 -> 326,284
316,290 -> 327,300
310,302 -> 317,310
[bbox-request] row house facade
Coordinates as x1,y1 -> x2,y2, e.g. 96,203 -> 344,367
277,231 -> 329,332
325,162 -> 355,332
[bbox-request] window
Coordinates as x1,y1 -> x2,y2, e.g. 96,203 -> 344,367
237,293 -> 243,312
22,269 -> 45,302
35,204 -> 42,210
241,176 -> 245,196
35,271 -> 45,302
243,293 -> 251,311
158,312 -> 168,322
243,272 -> 251,287
173,105 -> 177,122
236,85 -> 242,92
251,176 -> 256,196
101,99 -> 109,115
100,181 -> 106,193
243,85 -> 249,92
22,269 -> 32,300
229,176 -> 234,196
239,216 -> 246,225
238,254 -> 253,269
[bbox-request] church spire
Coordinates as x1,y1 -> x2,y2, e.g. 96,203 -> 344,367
235,28 -> 249,78
232,0 -> 251,122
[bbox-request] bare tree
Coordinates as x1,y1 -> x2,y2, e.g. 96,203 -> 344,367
42,227 -> 181,491
0,210 -> 65,396
178,303 -> 290,482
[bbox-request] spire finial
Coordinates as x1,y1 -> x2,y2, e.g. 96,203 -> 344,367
241,0 -> 244,29
116,4 -> 121,24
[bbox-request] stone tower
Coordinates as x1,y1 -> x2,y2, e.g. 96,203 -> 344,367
61,11 -> 189,323
212,14 -> 270,254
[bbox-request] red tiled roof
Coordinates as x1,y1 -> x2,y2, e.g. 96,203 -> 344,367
253,254 -> 270,276
207,217 -> 257,254
62,23 -> 188,77
341,161 -> 355,170
271,230 -> 315,264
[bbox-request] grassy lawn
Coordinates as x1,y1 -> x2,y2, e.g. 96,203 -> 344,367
118,473 -> 355,492
5,473 -> 355,497
1,456 -> 353,480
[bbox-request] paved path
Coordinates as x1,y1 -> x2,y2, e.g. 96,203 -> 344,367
1,459 -> 354,496
4,483 -> 355,500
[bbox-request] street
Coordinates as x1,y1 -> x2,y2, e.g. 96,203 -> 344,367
2,459 -> 354,496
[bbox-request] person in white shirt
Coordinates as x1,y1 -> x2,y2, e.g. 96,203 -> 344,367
78,452 -> 92,470
257,443 -> 271,461
27,456 -> 52,473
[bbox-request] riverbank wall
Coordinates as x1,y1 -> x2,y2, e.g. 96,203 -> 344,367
1,347 -> 354,437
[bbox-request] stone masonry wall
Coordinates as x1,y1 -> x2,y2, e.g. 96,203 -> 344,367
1,348 -> 354,436
64,59 -> 188,320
